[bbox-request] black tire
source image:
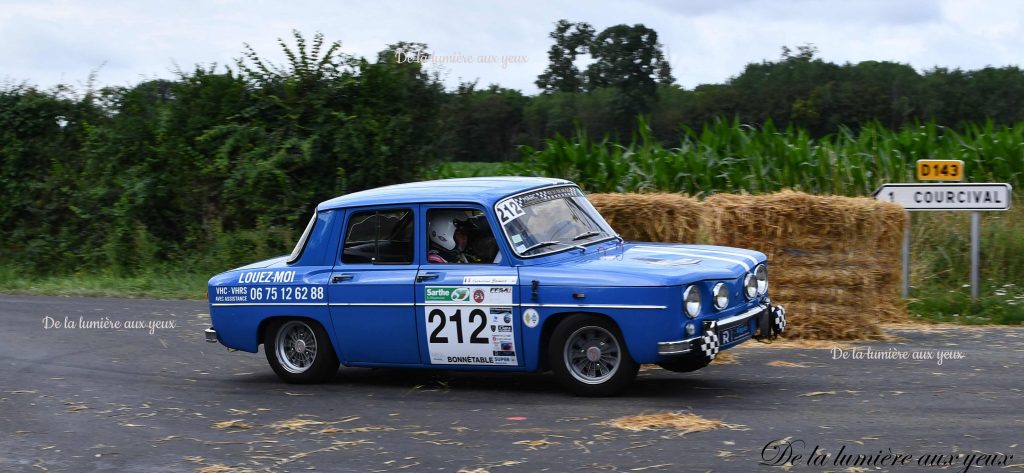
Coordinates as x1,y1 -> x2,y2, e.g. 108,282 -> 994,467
548,314 -> 638,397
264,318 -> 339,384
658,353 -> 711,373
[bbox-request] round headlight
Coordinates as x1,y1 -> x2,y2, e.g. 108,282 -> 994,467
743,273 -> 757,299
683,285 -> 701,319
713,282 -> 729,310
754,264 -> 768,295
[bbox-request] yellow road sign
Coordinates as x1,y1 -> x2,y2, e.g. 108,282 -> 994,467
917,159 -> 964,181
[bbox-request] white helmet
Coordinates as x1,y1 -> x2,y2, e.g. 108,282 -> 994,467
428,211 -> 464,251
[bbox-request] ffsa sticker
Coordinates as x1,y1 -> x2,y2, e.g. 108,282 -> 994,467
424,286 -> 517,366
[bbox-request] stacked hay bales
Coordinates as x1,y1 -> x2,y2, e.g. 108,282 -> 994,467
704,191 -> 908,340
586,193 -> 704,243
589,191 -> 909,340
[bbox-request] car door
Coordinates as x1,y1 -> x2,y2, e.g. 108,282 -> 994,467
329,206 -> 422,365
414,205 -> 523,368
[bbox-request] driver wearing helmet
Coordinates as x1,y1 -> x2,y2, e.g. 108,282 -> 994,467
428,211 -> 475,264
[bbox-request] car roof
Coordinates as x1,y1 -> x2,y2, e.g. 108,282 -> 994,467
316,177 -> 573,211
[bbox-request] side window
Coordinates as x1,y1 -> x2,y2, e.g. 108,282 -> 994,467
426,208 -> 500,264
342,209 -> 414,264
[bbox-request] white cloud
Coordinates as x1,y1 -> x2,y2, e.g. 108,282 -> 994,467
1,0 -> 1021,93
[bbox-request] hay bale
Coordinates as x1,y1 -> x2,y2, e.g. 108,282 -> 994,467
704,190 -> 906,257
586,190 -> 909,340
588,193 -> 703,243
779,302 -> 888,340
701,191 -> 908,339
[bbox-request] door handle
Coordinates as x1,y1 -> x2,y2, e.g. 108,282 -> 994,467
331,274 -> 354,283
416,273 -> 439,282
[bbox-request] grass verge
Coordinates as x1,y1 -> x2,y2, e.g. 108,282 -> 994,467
0,265 -> 208,300
907,199 -> 1024,325
908,285 -> 1024,325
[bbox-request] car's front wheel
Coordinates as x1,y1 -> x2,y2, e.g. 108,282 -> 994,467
264,319 -> 339,384
548,314 -> 638,396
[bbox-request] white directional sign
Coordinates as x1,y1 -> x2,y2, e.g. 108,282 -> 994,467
873,183 -> 1012,211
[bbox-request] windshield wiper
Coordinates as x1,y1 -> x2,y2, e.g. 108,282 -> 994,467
522,240 -> 587,254
522,241 -> 563,253
572,230 -> 603,241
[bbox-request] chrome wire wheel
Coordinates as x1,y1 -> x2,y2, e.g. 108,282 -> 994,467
563,325 -> 621,385
276,320 -> 318,373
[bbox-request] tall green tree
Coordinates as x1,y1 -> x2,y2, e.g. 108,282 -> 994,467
585,24 -> 674,93
727,44 -> 840,134
535,20 -> 595,93
585,23 -> 674,132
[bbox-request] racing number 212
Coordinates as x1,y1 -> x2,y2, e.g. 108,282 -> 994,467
428,308 -> 488,344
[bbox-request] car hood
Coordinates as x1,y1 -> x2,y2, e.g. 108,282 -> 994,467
520,242 -> 765,287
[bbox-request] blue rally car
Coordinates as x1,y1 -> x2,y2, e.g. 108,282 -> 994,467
206,177 -> 786,396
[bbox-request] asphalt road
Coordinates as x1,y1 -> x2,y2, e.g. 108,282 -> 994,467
1,295 -> 1021,473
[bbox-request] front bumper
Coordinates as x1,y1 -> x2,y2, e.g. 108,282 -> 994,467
205,327 -> 219,343
656,303 -> 786,356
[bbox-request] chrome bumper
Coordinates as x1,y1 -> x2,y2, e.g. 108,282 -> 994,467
657,303 -> 771,356
204,327 -> 218,343
657,336 -> 700,356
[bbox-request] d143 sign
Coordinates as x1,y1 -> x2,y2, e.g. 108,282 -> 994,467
916,159 -> 964,181
873,183 -> 1012,211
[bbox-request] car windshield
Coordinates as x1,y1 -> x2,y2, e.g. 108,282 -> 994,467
495,186 -> 617,257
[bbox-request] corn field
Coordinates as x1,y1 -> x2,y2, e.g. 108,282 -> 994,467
431,118 -> 1024,197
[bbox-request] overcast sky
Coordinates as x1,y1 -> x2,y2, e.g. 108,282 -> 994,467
2,0 -> 1022,94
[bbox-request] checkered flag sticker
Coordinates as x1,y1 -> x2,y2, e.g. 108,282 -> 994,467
772,306 -> 787,335
699,322 -> 720,360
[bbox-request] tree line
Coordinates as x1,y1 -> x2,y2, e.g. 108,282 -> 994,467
2,24 -> 1023,275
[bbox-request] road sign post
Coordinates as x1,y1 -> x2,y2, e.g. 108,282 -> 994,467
874,182 -> 1012,301
971,211 -> 980,300
901,213 -> 911,299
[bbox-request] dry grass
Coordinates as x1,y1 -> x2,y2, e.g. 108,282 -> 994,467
711,351 -> 739,365
590,190 -> 911,341
194,465 -> 258,473
513,438 -> 560,449
602,412 -> 725,435
210,419 -> 255,431
268,418 -> 329,433
766,360 -> 814,368
741,339 -> 859,350
318,425 -> 394,435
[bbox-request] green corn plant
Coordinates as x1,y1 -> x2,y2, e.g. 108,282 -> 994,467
505,118 -> 1023,197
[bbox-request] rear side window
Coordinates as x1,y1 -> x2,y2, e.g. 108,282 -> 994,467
341,209 -> 414,264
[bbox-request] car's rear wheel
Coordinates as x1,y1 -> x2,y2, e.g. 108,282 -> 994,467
264,319 -> 339,383
548,314 -> 638,396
